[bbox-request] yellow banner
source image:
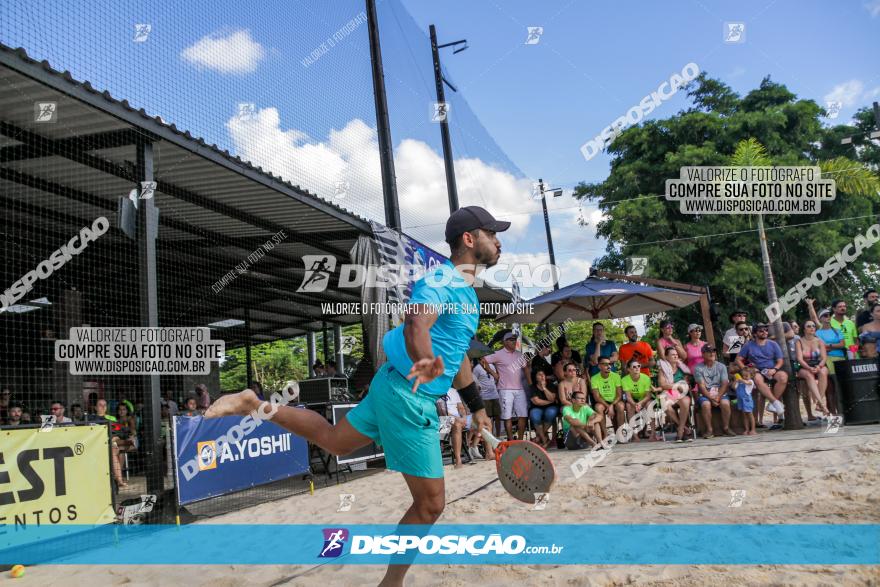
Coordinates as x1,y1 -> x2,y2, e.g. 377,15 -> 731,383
0,425 -> 115,536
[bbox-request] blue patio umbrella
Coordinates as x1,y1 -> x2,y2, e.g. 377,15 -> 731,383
495,277 -> 702,324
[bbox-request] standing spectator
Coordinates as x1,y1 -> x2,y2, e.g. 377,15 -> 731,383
484,332 -> 532,440
735,367 -> 757,436
5,404 -> 23,426
116,403 -> 138,450
558,361 -> 588,407
528,371 -> 558,449
530,345 -> 555,385
89,399 -> 127,488
830,300 -> 859,358
472,356 -> 502,437
618,325 -> 655,377
795,321 -> 832,418
855,289 -> 879,329
858,303 -> 880,358
562,391 -> 602,449
551,335 -> 581,368
786,321 -> 814,422
48,401 -> 73,424
87,398 -> 117,423
658,348 -> 693,442
195,384 -> 212,410
162,391 -> 179,417
181,396 -> 200,416
722,310 -> 749,361
590,358 -> 624,440
585,323 -> 619,376
736,324 -> 787,424
684,324 -> 707,372
694,345 -> 733,438
621,359 -> 660,441
657,320 -> 687,365
0,387 -> 10,423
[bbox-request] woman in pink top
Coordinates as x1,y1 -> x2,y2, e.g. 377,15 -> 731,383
657,320 -> 687,362
684,323 -> 706,371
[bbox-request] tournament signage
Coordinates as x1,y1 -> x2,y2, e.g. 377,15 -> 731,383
173,415 -> 310,505
0,425 -> 115,550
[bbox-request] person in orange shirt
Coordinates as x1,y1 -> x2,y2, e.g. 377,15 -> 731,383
619,325 -> 655,376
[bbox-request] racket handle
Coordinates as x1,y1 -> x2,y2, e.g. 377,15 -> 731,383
480,428 -> 501,450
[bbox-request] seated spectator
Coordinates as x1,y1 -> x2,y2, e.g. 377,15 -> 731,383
70,403 -> 85,423
20,411 -> 32,424
855,289 -> 879,330
530,345 -> 555,386
796,321 -> 832,418
694,345 -> 733,438
313,361 -> 326,377
88,398 -> 117,423
585,323 -> 618,376
657,320 -> 687,367
558,361 -> 587,407
590,358 -> 624,440
181,396 -> 200,416
736,323 -> 787,424
116,402 -> 138,451
725,322 -> 752,374
251,381 -> 265,401
529,371 -> 558,449
562,390 -> 602,449
621,359 -> 661,441
48,400 -> 73,424
195,384 -> 212,410
551,335 -> 581,368
658,348 -> 693,442
735,367 -> 757,435
443,388 -> 494,466
0,387 -> 10,423
87,399 -> 127,488
473,357 -> 501,437
552,343 -> 579,381
619,325 -> 655,376
5,403 -> 23,426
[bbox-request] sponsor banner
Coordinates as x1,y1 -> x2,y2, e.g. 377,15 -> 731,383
5,524 -> 880,565
0,425 -> 114,550
173,415 -> 309,505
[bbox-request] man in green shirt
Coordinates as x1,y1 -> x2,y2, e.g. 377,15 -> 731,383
830,299 -> 858,357
590,358 -> 624,440
562,391 -> 602,449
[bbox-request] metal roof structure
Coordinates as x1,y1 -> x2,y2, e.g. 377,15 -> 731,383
0,43 -> 510,346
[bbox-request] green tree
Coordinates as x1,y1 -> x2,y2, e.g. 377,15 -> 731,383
575,74 -> 880,333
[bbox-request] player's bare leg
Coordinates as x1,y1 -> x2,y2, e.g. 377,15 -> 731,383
379,474 -> 445,587
205,389 -> 371,455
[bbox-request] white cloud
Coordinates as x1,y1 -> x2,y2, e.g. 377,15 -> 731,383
227,106 -> 536,242
181,30 -> 265,74
866,0 -> 880,17
824,80 -> 865,107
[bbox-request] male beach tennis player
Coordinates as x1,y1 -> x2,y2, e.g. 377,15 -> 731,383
206,206 -> 507,586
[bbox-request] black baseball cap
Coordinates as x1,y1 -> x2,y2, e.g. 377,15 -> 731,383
445,206 -> 511,243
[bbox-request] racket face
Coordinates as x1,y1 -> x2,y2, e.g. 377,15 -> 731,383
496,441 -> 556,503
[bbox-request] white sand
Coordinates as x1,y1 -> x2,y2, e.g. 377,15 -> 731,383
17,425 -> 880,586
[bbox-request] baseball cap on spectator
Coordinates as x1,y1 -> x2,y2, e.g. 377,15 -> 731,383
445,206 -> 511,243
687,323 -> 702,333
818,308 -> 832,318
730,309 -> 748,320
701,344 -> 716,354
753,323 -> 770,330
503,331 -> 518,341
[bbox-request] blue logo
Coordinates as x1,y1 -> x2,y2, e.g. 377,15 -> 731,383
319,528 -> 349,558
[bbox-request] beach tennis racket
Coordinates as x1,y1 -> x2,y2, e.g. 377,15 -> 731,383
480,429 -> 556,504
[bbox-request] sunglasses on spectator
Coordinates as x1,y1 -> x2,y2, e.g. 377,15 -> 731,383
737,327 -> 748,332
805,323 -> 816,328
629,364 -> 641,369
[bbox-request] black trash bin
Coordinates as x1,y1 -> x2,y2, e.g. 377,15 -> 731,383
835,359 -> 880,424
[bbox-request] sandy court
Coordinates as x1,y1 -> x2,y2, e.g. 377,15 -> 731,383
18,425 -> 880,586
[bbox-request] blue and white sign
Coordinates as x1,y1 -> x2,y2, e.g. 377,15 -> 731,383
173,414 -> 310,505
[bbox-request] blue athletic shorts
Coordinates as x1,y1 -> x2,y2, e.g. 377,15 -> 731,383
346,362 -> 443,478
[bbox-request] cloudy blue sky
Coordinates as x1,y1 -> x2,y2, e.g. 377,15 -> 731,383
1,0 -> 878,304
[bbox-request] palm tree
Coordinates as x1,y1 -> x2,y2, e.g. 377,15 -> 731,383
729,138 -> 880,428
